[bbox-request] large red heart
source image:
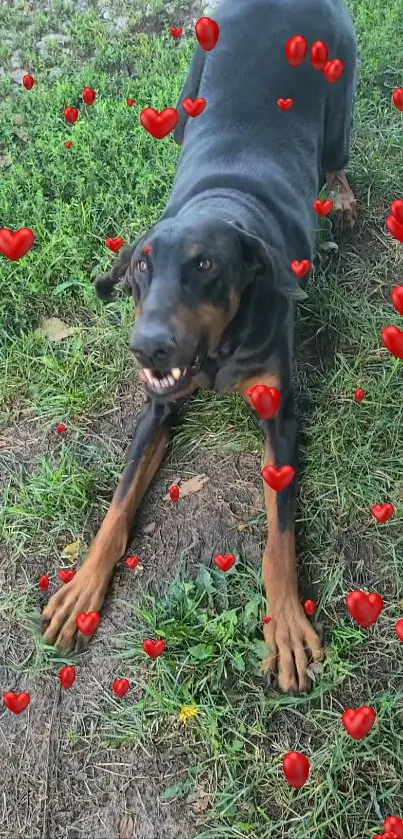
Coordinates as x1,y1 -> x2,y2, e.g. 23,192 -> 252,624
313,199 -> 333,216
310,40 -> 328,70
371,503 -> 394,523
390,200 -> 403,225
381,325 -> 403,358
59,569 -> 75,584
0,227 -> 35,261
112,678 -> 130,698
75,611 -> 100,636
392,88 -> 403,111
105,236 -> 124,252
372,833 -> 400,839
59,665 -> 76,688
195,16 -> 219,51
345,590 -> 383,628
277,98 -> 294,111
140,107 -> 178,139
282,751 -> 310,788
323,59 -> 344,83
64,106 -> 79,124
143,639 -> 166,658
386,214 -> 403,242
246,384 -> 281,420
82,87 -> 96,105
291,259 -> 311,277
182,97 -> 206,117
170,26 -> 183,38
3,691 -> 31,714
391,285 -> 403,315
341,706 -> 376,739
284,35 -> 307,67
214,553 -> 236,572
22,74 -> 35,90
261,465 -> 295,492
395,619 -> 403,642
384,816 -> 403,838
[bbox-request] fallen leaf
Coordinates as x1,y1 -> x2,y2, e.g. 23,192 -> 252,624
163,473 -> 210,501
12,114 -> 25,126
0,153 -> 12,169
133,562 -> 144,578
119,814 -> 134,839
13,127 -> 29,143
236,521 -> 247,531
191,795 -> 210,814
35,317 -> 81,342
61,539 -> 80,561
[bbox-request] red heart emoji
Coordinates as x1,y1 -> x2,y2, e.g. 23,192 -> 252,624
64,106 -> 79,125
310,40 -> 328,70
59,569 -> 75,584
304,599 -> 316,616
140,107 -> 178,139
0,227 -> 35,261
284,35 -> 307,67
381,325 -> 403,358
182,97 -> 206,117
323,59 -> 344,83
3,691 -> 31,714
144,245 -> 151,254
392,88 -> 403,111
346,590 -> 383,628
262,616 -> 271,624
313,199 -> 333,216
82,86 -> 96,105
277,98 -> 294,111
395,619 -> 403,642
195,16 -> 219,51
373,833 -> 400,839
261,465 -> 295,492
56,423 -> 67,433
246,384 -> 281,420
22,74 -> 35,90
59,665 -> 76,688
354,388 -> 365,402
126,98 -> 135,107
143,639 -> 166,658
386,214 -> 403,243
125,555 -> 139,570
105,236 -> 124,252
390,200 -> 403,225
371,503 -> 394,523
214,553 -> 236,572
64,141 -> 72,149
170,26 -> 183,38
169,484 -> 180,501
38,573 -> 49,592
112,678 -> 130,698
341,706 -> 376,739
291,259 -> 311,277
282,751 -> 310,788
75,611 -> 100,636
384,816 -> 403,838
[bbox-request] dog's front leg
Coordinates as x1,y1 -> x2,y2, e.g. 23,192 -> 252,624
239,374 -> 324,694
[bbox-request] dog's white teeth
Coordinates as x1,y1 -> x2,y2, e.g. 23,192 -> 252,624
171,368 -> 182,381
167,375 -> 175,386
143,369 -> 153,382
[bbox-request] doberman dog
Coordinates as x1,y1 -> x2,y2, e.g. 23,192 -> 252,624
42,0 -> 358,693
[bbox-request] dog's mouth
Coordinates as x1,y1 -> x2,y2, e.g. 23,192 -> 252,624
138,358 -> 202,395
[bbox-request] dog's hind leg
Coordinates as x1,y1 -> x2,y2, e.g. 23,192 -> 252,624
173,46 -> 206,146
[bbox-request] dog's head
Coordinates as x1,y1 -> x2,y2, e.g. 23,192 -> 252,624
95,214 -> 306,399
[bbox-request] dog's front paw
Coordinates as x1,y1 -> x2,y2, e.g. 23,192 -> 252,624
261,600 -> 324,694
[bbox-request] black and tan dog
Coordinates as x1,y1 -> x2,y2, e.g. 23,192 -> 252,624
42,0 -> 358,693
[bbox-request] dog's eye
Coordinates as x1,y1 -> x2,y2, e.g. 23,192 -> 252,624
196,257 -> 212,272
135,259 -> 147,273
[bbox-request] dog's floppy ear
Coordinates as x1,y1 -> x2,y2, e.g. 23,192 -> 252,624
234,225 -> 308,301
94,231 -> 148,302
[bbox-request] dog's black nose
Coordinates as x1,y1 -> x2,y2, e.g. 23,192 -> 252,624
130,322 -> 176,369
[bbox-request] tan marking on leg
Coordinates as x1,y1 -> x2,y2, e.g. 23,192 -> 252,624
236,372 -> 281,407
326,169 -> 357,229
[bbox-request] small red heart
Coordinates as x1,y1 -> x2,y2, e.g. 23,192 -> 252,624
313,199 -> 333,216
341,706 -> 376,739
195,17 -> 219,51
112,678 -> 130,698
381,325 -> 403,358
373,832 -> 400,839
246,384 -> 281,420
3,691 -> 31,714
384,816 -> 403,838
304,599 -> 316,616
310,40 -> 328,70
170,26 -> 183,38
346,590 -> 383,628
182,97 -> 206,117
214,553 -> 236,572
59,569 -> 75,584
64,141 -> 72,149
282,751 -> 310,788
392,88 -> 403,111
390,199 -> 403,225
144,245 -> 151,254
125,555 -> 139,570
143,639 -> 166,658
64,106 -> 79,125
22,74 -> 35,90
323,59 -> 344,83
371,503 -> 394,523
291,259 -> 311,277
386,214 -> 403,243
261,465 -> 295,492
75,611 -> 100,636
284,35 -> 307,67
354,388 -> 365,402
126,98 -> 135,107
262,616 -> 271,624
395,619 -> 403,642
56,423 -> 67,433
105,236 -> 124,253
140,107 -> 179,139
82,86 -> 96,105
277,98 -> 294,111
169,484 -> 180,501
59,665 -> 76,688
38,574 -> 49,592
0,227 -> 35,261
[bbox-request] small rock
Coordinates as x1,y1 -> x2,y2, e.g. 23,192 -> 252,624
11,69 -> 28,84
48,66 -> 63,80
114,16 -> 127,32
41,33 -> 71,44
0,68 -> 6,78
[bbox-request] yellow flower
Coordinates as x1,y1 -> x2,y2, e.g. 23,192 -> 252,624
179,705 -> 199,724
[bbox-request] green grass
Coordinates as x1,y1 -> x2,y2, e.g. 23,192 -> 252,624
1,0 -> 403,836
